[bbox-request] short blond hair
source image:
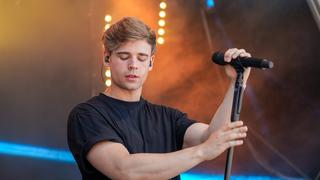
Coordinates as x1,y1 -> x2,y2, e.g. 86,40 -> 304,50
102,17 -> 157,55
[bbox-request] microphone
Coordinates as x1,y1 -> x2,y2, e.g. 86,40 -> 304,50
212,52 -> 274,69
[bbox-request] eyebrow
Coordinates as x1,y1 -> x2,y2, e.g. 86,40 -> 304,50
116,52 -> 149,57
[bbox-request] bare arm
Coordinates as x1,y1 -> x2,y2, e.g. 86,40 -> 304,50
87,141 -> 203,179
183,48 -> 251,148
87,121 -> 247,179
182,83 -> 235,148
207,48 -> 251,136
208,81 -> 236,133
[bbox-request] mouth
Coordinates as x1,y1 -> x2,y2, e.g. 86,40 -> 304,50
125,74 -> 140,80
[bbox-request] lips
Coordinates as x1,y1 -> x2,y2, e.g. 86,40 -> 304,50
125,74 -> 139,78
125,74 -> 139,81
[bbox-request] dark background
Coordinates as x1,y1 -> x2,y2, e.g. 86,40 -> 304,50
0,0 -> 319,179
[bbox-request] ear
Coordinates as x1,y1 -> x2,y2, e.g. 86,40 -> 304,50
103,51 -> 111,66
149,55 -> 155,71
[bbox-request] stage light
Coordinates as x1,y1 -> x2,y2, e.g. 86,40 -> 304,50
104,24 -> 110,30
158,28 -> 165,36
159,11 -> 166,18
158,2 -> 167,45
104,15 -> 112,22
105,79 -> 112,87
0,141 -> 75,163
158,19 -> 166,27
181,173 -> 281,180
160,2 -> 167,9
105,69 -> 111,77
206,0 -> 215,9
157,37 -> 164,44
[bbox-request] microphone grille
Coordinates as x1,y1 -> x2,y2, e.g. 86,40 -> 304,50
212,52 -> 228,65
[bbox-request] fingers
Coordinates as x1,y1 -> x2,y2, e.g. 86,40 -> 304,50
224,48 -> 251,62
221,121 -> 248,142
228,130 -> 247,140
228,140 -> 244,148
239,52 -> 251,58
224,48 -> 238,62
229,125 -> 248,134
202,122 -> 248,160
231,49 -> 246,59
222,120 -> 244,131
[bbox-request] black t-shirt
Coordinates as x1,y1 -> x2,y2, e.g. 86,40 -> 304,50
67,93 -> 196,180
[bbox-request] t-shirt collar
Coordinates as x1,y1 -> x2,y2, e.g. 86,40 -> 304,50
98,93 -> 145,111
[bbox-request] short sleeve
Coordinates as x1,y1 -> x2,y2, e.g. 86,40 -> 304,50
67,103 -> 124,173
172,109 -> 197,150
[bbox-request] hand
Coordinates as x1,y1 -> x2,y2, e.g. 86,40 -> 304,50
198,121 -> 248,161
224,48 -> 252,85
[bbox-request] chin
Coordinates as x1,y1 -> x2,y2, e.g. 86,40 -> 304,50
113,80 -> 144,91
121,84 -> 142,91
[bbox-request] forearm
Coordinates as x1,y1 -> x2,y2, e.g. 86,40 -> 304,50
117,146 -> 204,179
189,48 -> 251,143
208,81 -> 235,134
207,79 -> 248,136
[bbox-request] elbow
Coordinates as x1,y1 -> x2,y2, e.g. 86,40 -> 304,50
201,127 -> 210,143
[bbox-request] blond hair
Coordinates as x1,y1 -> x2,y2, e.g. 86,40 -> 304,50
102,17 -> 157,55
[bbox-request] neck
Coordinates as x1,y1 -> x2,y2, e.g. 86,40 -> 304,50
104,86 -> 142,102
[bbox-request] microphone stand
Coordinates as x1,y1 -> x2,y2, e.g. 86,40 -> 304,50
224,63 -> 246,180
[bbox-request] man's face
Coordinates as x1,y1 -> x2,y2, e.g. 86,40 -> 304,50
108,39 -> 154,92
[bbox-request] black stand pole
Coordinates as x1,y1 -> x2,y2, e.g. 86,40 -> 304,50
224,65 -> 246,180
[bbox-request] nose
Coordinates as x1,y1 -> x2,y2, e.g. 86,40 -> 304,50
128,58 -> 138,70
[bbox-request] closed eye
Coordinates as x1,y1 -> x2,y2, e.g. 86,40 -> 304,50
119,55 -> 130,60
116,53 -> 130,60
115,52 -> 149,61
138,55 -> 148,62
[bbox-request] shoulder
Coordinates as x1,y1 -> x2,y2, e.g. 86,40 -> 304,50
70,93 -> 109,113
68,95 -> 105,124
69,103 -> 92,117
67,103 -> 95,128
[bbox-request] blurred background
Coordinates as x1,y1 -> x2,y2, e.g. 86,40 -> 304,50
0,0 -> 319,179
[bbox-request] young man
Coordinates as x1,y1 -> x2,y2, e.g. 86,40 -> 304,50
68,17 -> 251,179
